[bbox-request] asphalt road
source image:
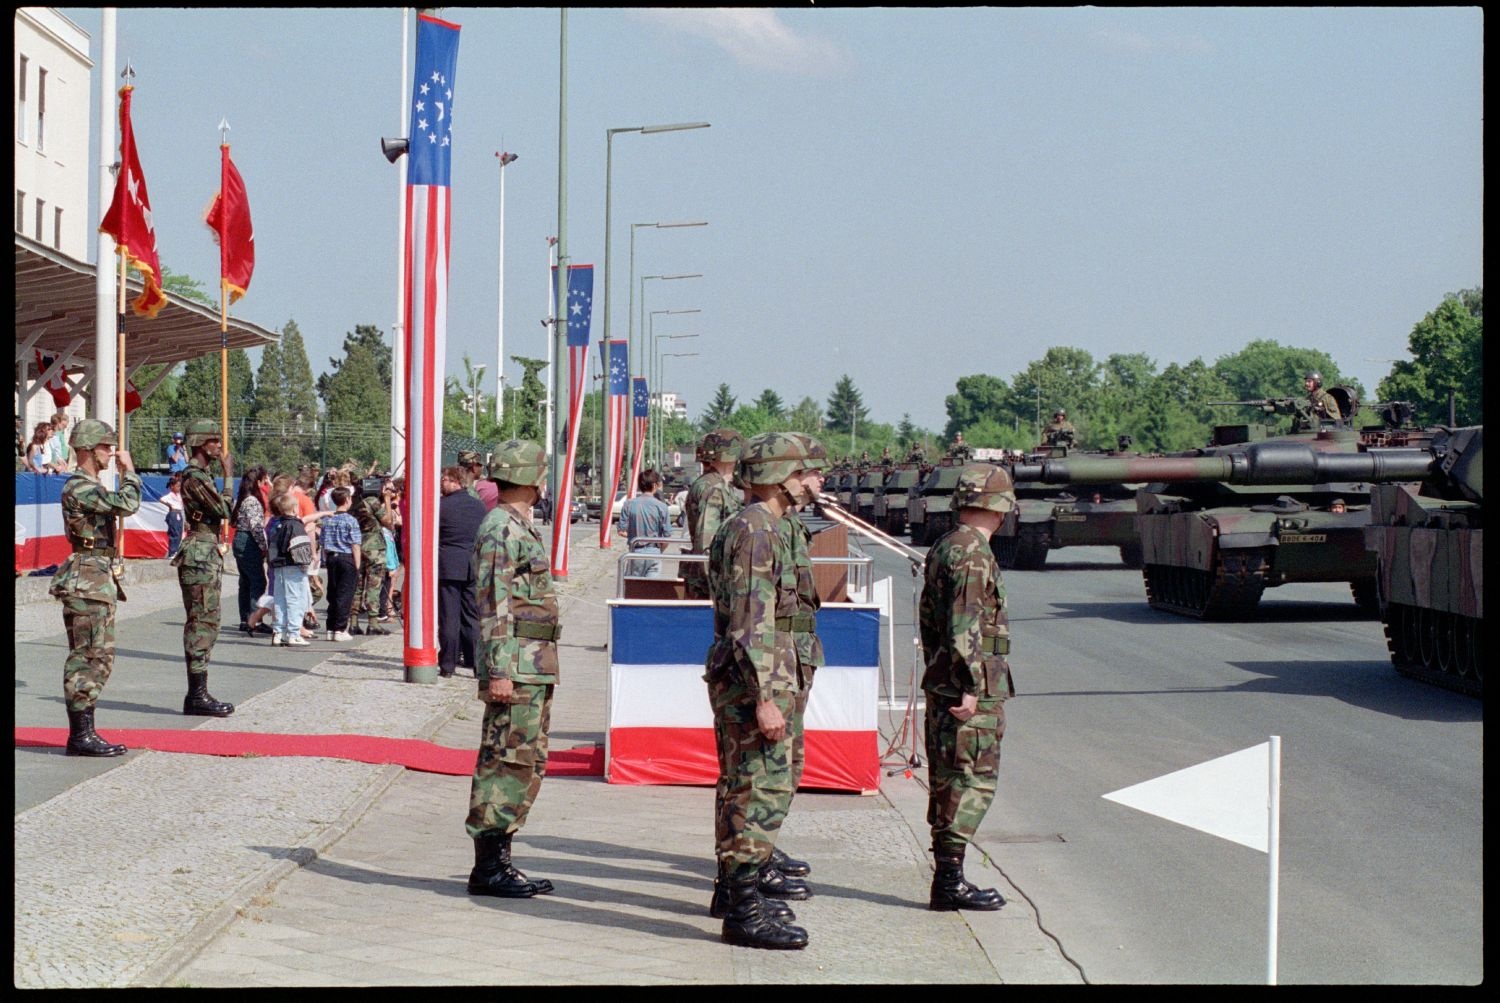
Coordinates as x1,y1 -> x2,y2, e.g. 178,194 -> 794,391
861,539 -> 1482,985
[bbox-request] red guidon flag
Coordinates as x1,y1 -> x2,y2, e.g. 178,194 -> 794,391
205,145 -> 255,304
98,85 -> 167,318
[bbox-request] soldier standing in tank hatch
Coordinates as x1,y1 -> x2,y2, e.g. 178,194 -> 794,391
465,439 -> 559,899
1304,372 -> 1341,423
704,432 -> 822,951
683,428 -> 745,599
919,463 -> 1016,911
51,419 -> 141,756
1042,409 -> 1077,444
173,419 -> 235,717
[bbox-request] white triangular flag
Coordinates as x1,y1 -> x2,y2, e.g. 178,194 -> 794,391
1103,742 -> 1271,852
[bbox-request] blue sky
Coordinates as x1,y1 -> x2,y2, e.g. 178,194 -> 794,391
57,8 -> 1483,430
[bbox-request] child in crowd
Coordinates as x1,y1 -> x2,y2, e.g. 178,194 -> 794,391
319,486 -> 362,641
267,493 -> 314,646
162,473 -> 185,559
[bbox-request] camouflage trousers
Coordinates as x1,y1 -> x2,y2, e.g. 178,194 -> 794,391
62,597 -> 116,712
178,558 -> 223,677
789,671 -> 813,791
353,557 -> 385,621
709,672 -> 799,880
466,682 -> 553,838
924,691 -> 1006,855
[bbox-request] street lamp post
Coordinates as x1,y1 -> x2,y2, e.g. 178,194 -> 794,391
470,364 -> 487,439
653,332 -> 699,466
649,308 -> 701,467
659,351 -> 698,467
603,122 -> 709,480
494,151 -> 517,424
629,221 -> 706,388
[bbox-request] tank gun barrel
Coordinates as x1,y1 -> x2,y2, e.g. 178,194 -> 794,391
1011,441 -> 1436,486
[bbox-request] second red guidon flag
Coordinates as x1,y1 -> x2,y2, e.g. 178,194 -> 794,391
205,145 -> 255,303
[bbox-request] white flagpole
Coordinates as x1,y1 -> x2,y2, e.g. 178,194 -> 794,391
1267,735 -> 1281,985
391,7 -> 409,472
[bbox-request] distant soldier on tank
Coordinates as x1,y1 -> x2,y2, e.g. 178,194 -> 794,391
173,419 -> 235,717
1042,409 -> 1077,446
919,463 -> 1016,911
949,432 -> 974,463
466,439 -> 560,899
906,442 -> 927,465
683,428 -> 745,599
1304,372 -> 1341,423
51,419 -> 141,756
880,445 -> 894,472
704,431 -> 820,950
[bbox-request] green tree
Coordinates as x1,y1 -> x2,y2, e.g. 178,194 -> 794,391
896,413 -> 916,446
1376,289 -> 1482,426
700,383 -> 737,429
753,388 -> 785,418
175,350 -> 253,423
1010,347 -> 1101,440
825,374 -> 869,434
125,363 -> 179,467
251,341 -> 287,425
1212,339 -> 1355,402
1137,359 -> 1233,451
943,374 -> 1014,442
723,404 -> 777,438
318,324 -> 394,403
785,396 -> 823,434
1088,353 -> 1160,449
510,355 -> 548,444
159,266 -> 213,306
276,321 -> 318,426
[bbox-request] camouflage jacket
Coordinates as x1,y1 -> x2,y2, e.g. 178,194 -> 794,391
355,496 -> 388,560
686,470 -> 743,554
919,524 -> 1013,700
1309,387 -> 1341,421
780,509 -> 824,670
473,502 -> 560,686
49,467 -> 142,604
180,461 -> 231,536
706,502 -> 800,701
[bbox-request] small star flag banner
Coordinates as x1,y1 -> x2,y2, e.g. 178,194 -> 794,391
599,339 -> 629,547
550,263 -> 594,578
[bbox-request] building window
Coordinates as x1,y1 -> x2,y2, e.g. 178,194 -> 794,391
54,206 -> 63,250
16,54 -> 27,143
15,190 -> 24,233
36,67 -> 47,153
35,197 -> 45,241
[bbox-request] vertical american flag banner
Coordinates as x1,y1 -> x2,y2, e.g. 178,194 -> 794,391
599,339 -> 629,547
401,13 -> 460,674
549,263 -> 594,578
626,377 -> 650,500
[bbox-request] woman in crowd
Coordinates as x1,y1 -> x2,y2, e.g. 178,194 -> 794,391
231,466 -> 271,633
27,423 -> 55,474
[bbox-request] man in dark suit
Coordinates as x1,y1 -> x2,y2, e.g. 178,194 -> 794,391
438,466 -> 487,678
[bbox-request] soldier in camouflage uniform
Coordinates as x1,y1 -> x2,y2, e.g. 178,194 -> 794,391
683,428 -> 745,599
465,439 -> 560,899
1304,372 -> 1341,423
703,431 -> 826,951
351,478 -> 392,636
172,420 -> 234,717
50,420 -> 141,756
1042,409 -> 1077,446
919,463 -> 1016,911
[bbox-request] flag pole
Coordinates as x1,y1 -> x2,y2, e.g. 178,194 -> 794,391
115,246 -> 128,578
1267,735 -> 1281,985
218,122 -> 233,538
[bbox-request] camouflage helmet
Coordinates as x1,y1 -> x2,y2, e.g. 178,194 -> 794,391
952,463 -> 1016,514
1305,371 -> 1323,387
737,431 -> 818,486
696,428 -> 744,464
185,419 -> 222,450
784,432 -> 830,473
69,418 -> 118,450
1054,409 -> 1067,419
487,439 -> 546,487
456,449 -> 483,468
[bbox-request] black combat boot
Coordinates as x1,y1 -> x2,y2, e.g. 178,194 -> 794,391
65,708 -> 127,757
710,868 -> 796,922
929,850 -> 1005,911
721,873 -> 808,950
758,859 -> 811,900
183,672 -> 235,717
771,845 -> 811,877
468,832 -> 555,898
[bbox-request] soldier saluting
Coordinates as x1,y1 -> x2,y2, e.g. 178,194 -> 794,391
465,440 -> 559,899
173,419 -> 234,717
919,463 -> 1016,911
50,420 -> 140,756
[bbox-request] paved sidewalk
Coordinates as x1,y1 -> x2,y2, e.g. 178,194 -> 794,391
14,531 -> 1080,986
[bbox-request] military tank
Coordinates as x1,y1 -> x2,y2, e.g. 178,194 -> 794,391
832,467 -> 856,509
1362,425 -> 1482,696
993,435 -> 1146,570
908,462 -> 965,546
853,468 -> 880,521
1009,417 -> 1438,619
873,464 -> 923,535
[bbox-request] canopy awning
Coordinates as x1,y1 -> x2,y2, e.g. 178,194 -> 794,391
15,233 -> 279,371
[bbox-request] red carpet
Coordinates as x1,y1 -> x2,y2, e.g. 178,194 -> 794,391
15,728 -> 604,777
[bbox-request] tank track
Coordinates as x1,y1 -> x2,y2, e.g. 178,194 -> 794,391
1119,541 -> 1144,569
992,524 -> 1049,570
1383,603 -> 1482,697
1142,548 -> 1270,619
